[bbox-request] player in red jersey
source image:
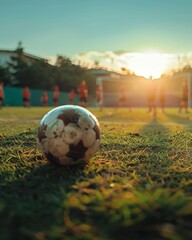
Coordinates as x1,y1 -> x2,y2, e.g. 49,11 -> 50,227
53,85 -> 60,107
41,91 -> 48,107
22,86 -> 31,107
179,80 -> 189,114
147,78 -> 157,118
0,82 -> 4,109
159,82 -> 166,113
69,89 -> 76,105
77,80 -> 88,107
117,87 -> 132,111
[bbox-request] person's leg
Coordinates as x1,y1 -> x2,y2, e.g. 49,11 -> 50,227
184,101 -> 189,113
148,101 -> 152,113
27,99 -> 31,108
179,101 -> 184,114
154,105 -> 157,118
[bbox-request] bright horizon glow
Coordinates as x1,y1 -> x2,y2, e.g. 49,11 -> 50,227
127,52 -> 170,79
73,50 -> 180,79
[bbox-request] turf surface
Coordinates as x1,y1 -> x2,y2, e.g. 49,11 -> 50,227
0,107 -> 192,240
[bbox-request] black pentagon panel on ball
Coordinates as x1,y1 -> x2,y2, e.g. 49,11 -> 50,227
67,141 -> 88,161
58,109 -> 80,126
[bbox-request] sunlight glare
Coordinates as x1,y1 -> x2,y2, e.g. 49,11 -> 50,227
128,52 -> 169,79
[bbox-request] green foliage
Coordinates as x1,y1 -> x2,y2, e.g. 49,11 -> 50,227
25,61 -> 56,90
0,108 -> 192,240
54,55 -> 88,91
8,55 -> 30,86
0,41 -> 95,91
0,65 -> 11,85
2,53 -> 94,92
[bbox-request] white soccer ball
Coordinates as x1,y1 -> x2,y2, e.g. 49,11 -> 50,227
37,105 -> 101,165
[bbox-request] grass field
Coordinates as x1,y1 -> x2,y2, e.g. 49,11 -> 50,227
0,107 -> 192,240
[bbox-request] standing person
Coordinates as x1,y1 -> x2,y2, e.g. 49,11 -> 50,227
179,80 -> 189,114
53,85 -> 60,107
117,87 -> 131,111
159,82 -> 166,113
22,86 -> 31,107
77,80 -> 88,107
96,84 -> 103,110
147,78 -> 157,118
41,91 -> 48,107
0,82 -> 4,109
69,89 -> 76,105
118,87 -> 127,107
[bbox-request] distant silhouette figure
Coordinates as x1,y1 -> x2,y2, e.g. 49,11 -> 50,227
117,87 -> 131,111
96,85 -> 103,110
77,80 -> 88,107
53,85 -> 60,106
22,86 -> 31,107
147,78 -> 157,118
159,83 -> 166,113
69,89 -> 76,105
179,80 -> 189,114
118,87 -> 127,106
41,91 -> 48,107
0,82 -> 4,109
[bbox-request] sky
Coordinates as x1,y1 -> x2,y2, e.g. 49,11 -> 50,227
1,0 -> 192,78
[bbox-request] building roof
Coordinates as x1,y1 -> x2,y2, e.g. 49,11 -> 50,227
89,68 -> 122,77
0,49 -> 48,62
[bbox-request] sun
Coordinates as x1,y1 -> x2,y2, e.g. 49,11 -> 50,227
128,52 -> 169,79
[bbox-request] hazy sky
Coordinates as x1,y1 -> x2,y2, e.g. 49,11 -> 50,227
1,0 -> 192,57
1,0 -> 192,77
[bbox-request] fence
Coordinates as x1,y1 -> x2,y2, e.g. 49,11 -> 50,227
3,86 -> 79,106
101,73 -> 192,107
3,72 -> 192,107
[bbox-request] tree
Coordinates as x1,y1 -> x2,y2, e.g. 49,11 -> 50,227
0,65 -> 11,85
5,45 -> 97,94
7,45 -> 56,89
26,60 -> 56,90
7,52 -> 30,86
16,41 -> 24,54
54,55 -> 89,92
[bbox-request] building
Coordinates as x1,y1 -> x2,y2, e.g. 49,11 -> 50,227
89,68 -> 192,107
0,49 -> 48,66
89,68 -> 146,107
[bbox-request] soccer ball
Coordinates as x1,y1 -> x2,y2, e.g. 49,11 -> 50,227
37,105 -> 101,166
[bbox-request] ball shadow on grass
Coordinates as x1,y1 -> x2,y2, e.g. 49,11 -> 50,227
0,153 -> 87,240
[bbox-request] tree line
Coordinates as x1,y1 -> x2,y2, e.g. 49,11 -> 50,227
1,43 -> 192,94
0,44 -> 95,93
